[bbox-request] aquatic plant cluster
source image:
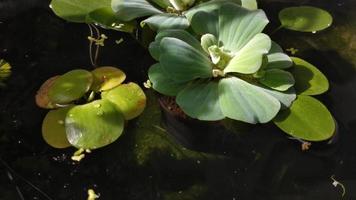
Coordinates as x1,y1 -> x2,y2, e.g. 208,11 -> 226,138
39,0 -> 335,151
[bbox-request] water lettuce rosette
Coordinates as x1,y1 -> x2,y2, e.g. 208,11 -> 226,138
148,3 -> 296,124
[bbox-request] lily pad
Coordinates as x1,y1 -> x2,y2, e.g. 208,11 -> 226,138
48,69 -> 93,104
279,6 -> 333,32
102,83 -> 146,120
65,99 -> 124,149
91,66 -> 126,91
35,76 -> 60,109
290,57 -> 329,95
42,107 -> 72,148
274,95 -> 335,141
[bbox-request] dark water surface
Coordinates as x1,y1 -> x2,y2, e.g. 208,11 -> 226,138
1,0 -> 356,199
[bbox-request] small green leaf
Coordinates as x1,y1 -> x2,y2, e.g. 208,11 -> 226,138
65,99 -> 124,149
143,13 -> 190,30
91,66 -> 126,91
0,59 -> 11,80
148,64 -> 186,96
260,87 -> 296,108
112,0 -> 163,21
36,76 -> 60,109
48,69 -> 93,104
219,77 -> 281,124
290,57 -> 329,95
50,0 -> 110,23
279,6 -> 333,32
102,83 -> 146,120
176,80 -> 224,121
274,95 -> 335,141
259,69 -> 295,91
201,34 -> 218,53
159,37 -> 212,82
42,107 -> 72,149
241,0 -> 257,10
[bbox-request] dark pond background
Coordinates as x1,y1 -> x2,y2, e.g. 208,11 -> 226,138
1,0 -> 356,199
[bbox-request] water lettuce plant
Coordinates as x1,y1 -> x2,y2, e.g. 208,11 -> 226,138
36,67 -> 146,149
148,3 -> 335,141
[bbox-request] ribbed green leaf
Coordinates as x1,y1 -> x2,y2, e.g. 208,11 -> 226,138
143,13 -> 190,30
176,81 -> 224,121
159,37 -> 212,82
241,0 -> 257,10
112,0 -> 163,21
201,34 -> 218,53
190,11 -> 219,36
219,77 -> 280,123
260,87 -> 296,108
148,64 -> 186,96
259,69 -> 295,91
224,33 -> 271,74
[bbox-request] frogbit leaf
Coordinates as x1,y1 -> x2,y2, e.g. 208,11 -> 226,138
143,13 -> 190,30
65,99 -> 124,149
159,37 -> 212,82
290,57 -> 329,95
259,69 -> 295,91
219,77 -> 281,124
224,33 -> 271,74
91,66 -> 126,92
42,107 -> 72,148
101,83 -> 146,120
148,63 -> 186,96
36,76 -> 60,109
274,95 -> 335,141
279,6 -> 333,32
48,69 -> 93,104
111,0 -> 163,21
176,80 -> 224,121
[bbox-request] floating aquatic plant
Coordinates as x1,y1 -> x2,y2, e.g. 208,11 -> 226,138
36,67 -> 146,149
111,0 -> 257,31
148,3 -> 335,141
0,59 -> 11,87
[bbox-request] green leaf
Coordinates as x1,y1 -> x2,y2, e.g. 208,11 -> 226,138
218,77 -> 280,124
143,13 -> 190,30
290,57 -> 329,95
42,107 -> 72,148
190,11 -> 219,36
218,4 -> 269,52
111,0 -> 163,21
151,0 -> 171,8
259,69 -> 295,91
102,83 -> 146,120
0,59 -> 11,80
279,6 -> 333,32
87,7 -> 136,33
91,66 -> 126,91
224,33 -> 271,74
241,0 -> 257,10
50,0 -> 110,22
260,87 -> 296,108
148,64 -> 186,96
149,29 -> 205,60
36,76 -> 61,109
65,99 -> 124,149
274,95 -> 335,141
159,37 -> 212,82
185,1 -> 239,21
266,52 -> 293,69
48,69 -> 93,104
201,34 -> 218,53
176,80 -> 224,121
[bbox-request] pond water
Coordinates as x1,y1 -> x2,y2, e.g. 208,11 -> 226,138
1,0 -> 356,199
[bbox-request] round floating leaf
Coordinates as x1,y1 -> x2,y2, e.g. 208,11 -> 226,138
274,95 -> 335,141
290,57 -> 329,95
35,76 -> 60,109
91,66 -> 126,91
279,6 -> 333,32
65,99 -> 124,149
42,107 -> 72,148
48,69 -> 93,104
50,0 -> 110,23
102,83 -> 146,120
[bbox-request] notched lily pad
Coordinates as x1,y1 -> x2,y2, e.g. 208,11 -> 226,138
48,69 -> 93,104
35,76 -> 60,109
274,95 -> 335,141
91,66 -> 126,91
279,6 -> 333,32
65,99 -> 124,149
42,107 -> 72,148
102,83 -> 146,120
290,57 -> 329,95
